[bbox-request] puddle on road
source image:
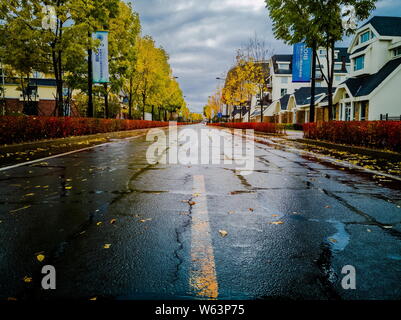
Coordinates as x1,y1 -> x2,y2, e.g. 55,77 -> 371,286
387,254 -> 401,261
325,220 -> 350,252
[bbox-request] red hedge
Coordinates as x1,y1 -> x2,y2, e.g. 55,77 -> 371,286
304,121 -> 401,151
209,122 -> 280,134
0,116 -> 172,145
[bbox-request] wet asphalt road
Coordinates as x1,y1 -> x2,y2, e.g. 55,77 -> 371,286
0,124 -> 400,300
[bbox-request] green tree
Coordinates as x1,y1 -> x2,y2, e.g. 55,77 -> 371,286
266,0 -> 377,121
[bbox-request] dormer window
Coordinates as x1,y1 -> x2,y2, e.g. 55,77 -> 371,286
354,55 -> 365,71
360,31 -> 370,43
334,63 -> 343,71
278,63 -> 289,70
360,30 -> 375,44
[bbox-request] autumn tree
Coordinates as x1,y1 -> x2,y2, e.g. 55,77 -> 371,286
0,0 -> 119,116
239,34 -> 273,122
104,1 -> 140,118
222,54 -> 261,122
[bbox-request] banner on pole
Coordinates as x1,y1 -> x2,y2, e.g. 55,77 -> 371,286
92,31 -> 109,83
292,43 -> 312,83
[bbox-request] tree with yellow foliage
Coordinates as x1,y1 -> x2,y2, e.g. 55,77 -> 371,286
222,53 -> 267,122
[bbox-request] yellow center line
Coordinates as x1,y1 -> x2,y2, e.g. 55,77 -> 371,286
189,175 -> 219,299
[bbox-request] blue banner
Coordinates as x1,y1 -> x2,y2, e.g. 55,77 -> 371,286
292,43 -> 312,83
92,31 -> 109,83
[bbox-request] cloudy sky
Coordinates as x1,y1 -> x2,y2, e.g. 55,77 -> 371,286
131,0 -> 401,113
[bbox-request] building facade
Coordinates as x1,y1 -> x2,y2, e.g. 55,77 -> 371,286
333,16 -> 401,121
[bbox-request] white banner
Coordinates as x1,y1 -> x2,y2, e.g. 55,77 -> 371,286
92,31 -> 109,83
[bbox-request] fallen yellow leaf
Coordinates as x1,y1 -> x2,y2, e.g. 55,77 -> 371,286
219,230 -> 228,237
23,276 -> 32,283
328,238 -> 338,243
103,244 -> 111,249
96,222 -> 102,226
9,205 -> 31,214
36,254 -> 45,262
270,221 -> 284,225
110,219 -> 116,224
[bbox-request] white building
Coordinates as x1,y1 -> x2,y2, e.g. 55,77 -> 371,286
333,16 -> 401,121
269,48 -> 350,103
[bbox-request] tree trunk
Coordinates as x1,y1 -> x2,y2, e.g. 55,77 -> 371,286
310,41 -> 317,123
260,89 -> 264,122
142,93 -> 146,120
87,30 -> 94,118
327,39 -> 335,121
104,83 -> 109,118
128,77 -> 133,119
87,46 -> 93,118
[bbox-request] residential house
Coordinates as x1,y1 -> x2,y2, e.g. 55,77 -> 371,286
0,69 -> 81,117
333,16 -> 401,121
265,48 -> 350,123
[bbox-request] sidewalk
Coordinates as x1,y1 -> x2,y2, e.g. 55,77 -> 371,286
0,128 -> 153,169
285,130 -> 304,140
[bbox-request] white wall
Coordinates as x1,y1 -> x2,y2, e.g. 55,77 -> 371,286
369,66 -> 401,120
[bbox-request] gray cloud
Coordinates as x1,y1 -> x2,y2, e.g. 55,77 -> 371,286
131,0 -> 401,113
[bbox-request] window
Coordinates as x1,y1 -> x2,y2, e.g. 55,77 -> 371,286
278,63 -> 289,70
281,89 -> 287,97
319,49 -> 327,57
360,31 -> 370,43
316,81 -> 322,87
361,101 -> 367,120
344,103 -> 351,121
32,71 -> 41,79
393,47 -> 401,57
335,75 -> 342,82
281,77 -> 288,84
354,55 -> 365,71
334,63 -> 343,71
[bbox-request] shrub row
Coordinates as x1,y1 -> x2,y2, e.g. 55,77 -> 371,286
0,116 -> 172,145
304,121 -> 401,152
208,122 -> 281,134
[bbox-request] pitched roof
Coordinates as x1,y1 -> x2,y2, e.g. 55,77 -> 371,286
344,57 -> 401,97
292,87 -> 334,106
350,44 -> 369,56
362,16 -> 401,37
280,94 -> 290,110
